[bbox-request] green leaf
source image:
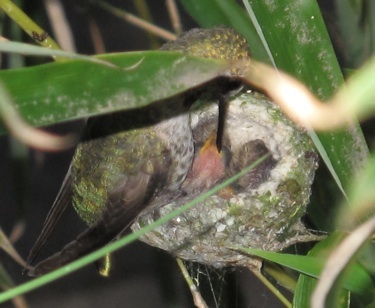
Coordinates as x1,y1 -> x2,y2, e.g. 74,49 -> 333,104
293,234 -> 350,308
238,239 -> 374,297
293,232 -> 374,306
337,154 -> 375,228
244,0 -> 368,197
0,51 -> 227,134
338,56 -> 375,123
0,262 -> 26,307
0,41 -> 113,64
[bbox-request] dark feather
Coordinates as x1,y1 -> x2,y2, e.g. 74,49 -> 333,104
26,167 -> 72,268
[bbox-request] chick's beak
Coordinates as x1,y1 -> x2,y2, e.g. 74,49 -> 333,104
199,131 -> 222,157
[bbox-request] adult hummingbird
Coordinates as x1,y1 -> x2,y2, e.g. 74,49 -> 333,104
27,26 -> 251,276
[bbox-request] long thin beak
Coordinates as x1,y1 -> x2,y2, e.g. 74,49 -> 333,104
216,95 -> 227,153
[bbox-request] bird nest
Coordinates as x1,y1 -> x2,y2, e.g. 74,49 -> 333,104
132,91 -> 319,268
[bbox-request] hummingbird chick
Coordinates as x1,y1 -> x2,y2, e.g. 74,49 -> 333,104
181,131 -> 231,195
229,139 -> 278,190
27,26 -> 251,277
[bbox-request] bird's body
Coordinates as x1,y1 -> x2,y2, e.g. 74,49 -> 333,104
72,107 -> 193,227
27,26 -> 251,276
28,98 -> 194,277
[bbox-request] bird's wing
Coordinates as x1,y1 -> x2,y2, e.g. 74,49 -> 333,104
26,165 -> 73,268
27,154 -> 170,277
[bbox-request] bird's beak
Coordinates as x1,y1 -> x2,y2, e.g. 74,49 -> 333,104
199,131 -> 222,157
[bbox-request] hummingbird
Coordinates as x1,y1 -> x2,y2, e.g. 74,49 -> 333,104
27,26 -> 251,277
